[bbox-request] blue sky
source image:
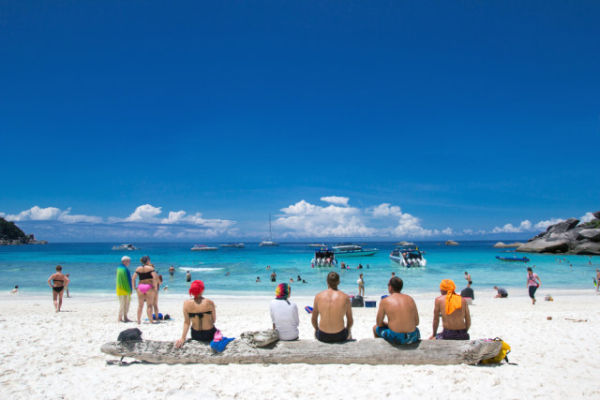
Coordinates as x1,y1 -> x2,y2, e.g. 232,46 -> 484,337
1,1 -> 599,241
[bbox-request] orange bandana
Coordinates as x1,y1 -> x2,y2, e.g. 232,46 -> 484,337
440,279 -> 462,315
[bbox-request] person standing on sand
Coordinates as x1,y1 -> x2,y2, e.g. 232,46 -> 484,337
357,273 -> 365,297
116,256 -> 132,322
464,271 -> 472,286
373,277 -> 420,344
429,279 -> 470,340
595,269 -> 600,292
65,274 -> 71,298
312,272 -> 353,343
47,265 -> 70,312
526,267 -> 541,305
132,256 -> 159,324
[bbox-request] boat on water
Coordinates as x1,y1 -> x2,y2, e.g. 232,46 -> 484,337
332,244 -> 378,257
112,243 -> 137,251
311,248 -> 337,267
220,243 -> 245,248
308,243 -> 327,248
496,255 -> 530,263
259,214 -> 279,247
390,247 -> 427,267
191,244 -> 218,251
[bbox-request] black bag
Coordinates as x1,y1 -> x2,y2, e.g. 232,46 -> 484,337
117,328 -> 142,342
351,295 -> 364,307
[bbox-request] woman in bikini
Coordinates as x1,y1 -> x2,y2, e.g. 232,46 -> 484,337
175,280 -> 217,348
47,265 -> 69,312
132,256 -> 159,324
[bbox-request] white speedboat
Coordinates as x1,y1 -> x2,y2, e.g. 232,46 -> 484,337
390,247 -> 427,267
308,243 -> 327,248
220,243 -> 245,248
191,244 -> 218,251
332,244 -> 378,257
112,243 -> 137,251
311,249 -> 337,267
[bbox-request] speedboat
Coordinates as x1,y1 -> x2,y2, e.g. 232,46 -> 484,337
220,243 -> 245,248
308,243 -> 327,248
191,244 -> 218,251
332,244 -> 378,257
311,249 -> 337,267
390,247 -> 426,267
496,255 -> 529,262
112,243 -> 137,251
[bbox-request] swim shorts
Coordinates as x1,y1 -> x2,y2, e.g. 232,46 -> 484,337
375,326 -> 421,345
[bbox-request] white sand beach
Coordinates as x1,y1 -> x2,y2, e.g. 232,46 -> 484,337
1,289 -> 599,399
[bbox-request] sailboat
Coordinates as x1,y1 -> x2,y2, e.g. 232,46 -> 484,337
259,214 -> 279,247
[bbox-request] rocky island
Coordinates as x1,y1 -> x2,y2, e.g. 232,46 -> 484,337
517,211 -> 600,255
0,217 -> 47,245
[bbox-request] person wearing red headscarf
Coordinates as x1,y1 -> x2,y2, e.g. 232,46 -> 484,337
175,280 -> 218,348
429,279 -> 471,340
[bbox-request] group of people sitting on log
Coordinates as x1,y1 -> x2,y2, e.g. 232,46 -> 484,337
175,271 -> 470,347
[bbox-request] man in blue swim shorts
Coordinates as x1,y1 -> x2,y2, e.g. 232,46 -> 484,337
373,277 -> 420,345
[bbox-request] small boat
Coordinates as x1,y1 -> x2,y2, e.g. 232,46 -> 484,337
259,214 -> 279,247
332,244 -> 378,257
496,256 -> 530,262
311,249 -> 337,267
112,243 -> 137,251
191,244 -> 218,251
390,247 -> 427,267
220,243 -> 245,248
308,243 -> 327,248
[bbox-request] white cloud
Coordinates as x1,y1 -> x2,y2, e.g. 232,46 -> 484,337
370,203 -> 403,218
441,227 -> 453,235
275,199 -> 376,237
580,212 -> 596,223
492,220 -> 532,233
534,217 -> 565,230
160,210 -> 235,229
320,196 -> 349,206
125,204 -> 163,222
2,206 -> 102,224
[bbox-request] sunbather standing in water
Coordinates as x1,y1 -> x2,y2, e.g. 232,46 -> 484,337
312,272 -> 353,343
175,280 -> 217,347
373,277 -> 420,344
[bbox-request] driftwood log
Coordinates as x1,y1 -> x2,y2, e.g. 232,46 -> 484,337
101,338 -> 502,365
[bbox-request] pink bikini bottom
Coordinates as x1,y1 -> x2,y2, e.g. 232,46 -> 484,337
138,283 -> 152,294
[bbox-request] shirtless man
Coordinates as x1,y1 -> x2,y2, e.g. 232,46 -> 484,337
373,277 -> 420,344
47,265 -> 70,312
430,279 -> 471,340
357,273 -> 365,297
312,271 -> 353,343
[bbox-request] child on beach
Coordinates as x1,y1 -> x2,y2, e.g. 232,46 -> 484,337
527,267 -> 541,305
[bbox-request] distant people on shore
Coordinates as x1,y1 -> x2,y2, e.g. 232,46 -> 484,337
11,285 -> 18,294
494,286 -> 508,298
154,273 -> 163,319
357,273 -> 365,297
270,283 -> 299,341
65,274 -> 71,298
175,280 -> 217,348
430,279 -> 471,340
464,271 -> 472,285
48,265 -> 69,312
116,256 -> 132,322
595,269 -> 600,292
527,267 -> 541,305
186,270 -> 191,282
373,277 -> 420,344
132,256 -> 158,324
312,272 -> 353,343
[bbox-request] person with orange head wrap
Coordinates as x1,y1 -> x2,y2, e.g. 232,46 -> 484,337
429,279 -> 471,340
175,280 -> 218,348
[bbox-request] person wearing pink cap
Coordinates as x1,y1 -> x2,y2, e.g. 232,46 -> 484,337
175,280 -> 217,348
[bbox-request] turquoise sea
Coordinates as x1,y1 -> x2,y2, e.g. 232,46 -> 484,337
0,241 -> 597,296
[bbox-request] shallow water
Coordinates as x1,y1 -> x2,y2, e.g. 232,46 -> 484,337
0,241 -> 596,296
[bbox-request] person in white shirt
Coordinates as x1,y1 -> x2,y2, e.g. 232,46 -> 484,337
270,283 -> 299,341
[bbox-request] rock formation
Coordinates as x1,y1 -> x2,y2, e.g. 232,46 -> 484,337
493,241 -> 524,248
517,212 -> 600,255
0,217 -> 47,245
445,240 -> 459,246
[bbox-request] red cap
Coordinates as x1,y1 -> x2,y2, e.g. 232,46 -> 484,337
189,280 -> 205,297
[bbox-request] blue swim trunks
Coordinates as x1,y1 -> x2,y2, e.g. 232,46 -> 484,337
375,326 -> 421,345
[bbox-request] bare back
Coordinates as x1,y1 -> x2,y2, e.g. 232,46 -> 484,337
49,272 -> 67,288
183,298 -> 216,331
434,295 -> 470,330
312,289 -> 352,333
378,293 -> 419,332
